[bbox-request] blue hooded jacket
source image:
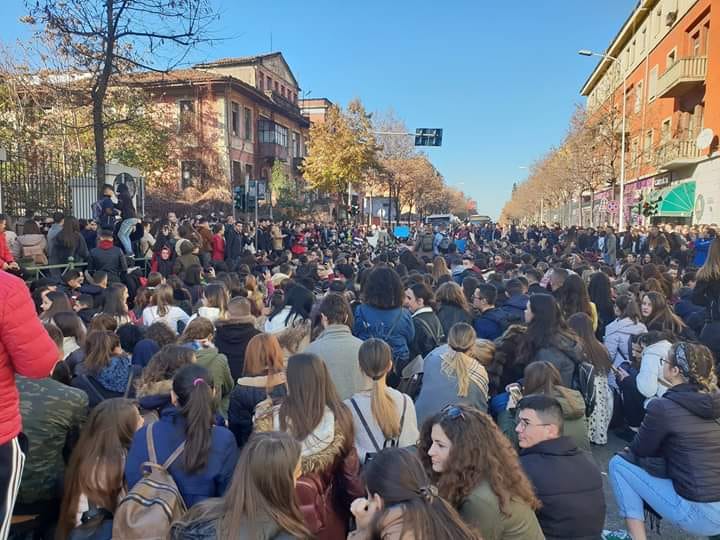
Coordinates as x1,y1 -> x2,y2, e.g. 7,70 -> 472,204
352,305 -> 415,363
125,406 -> 238,508
473,308 -> 509,340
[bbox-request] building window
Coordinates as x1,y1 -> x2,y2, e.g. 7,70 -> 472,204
178,99 -> 195,132
274,81 -> 279,92
258,74 -> 264,91
266,77 -> 272,91
648,65 -> 658,102
654,7 -> 662,37
245,164 -> 253,182
292,132 -> 301,157
661,118 -> 672,143
691,31 -> 701,57
231,101 -> 240,137
631,137 -> 640,164
640,26 -> 647,53
244,108 -> 252,141
258,118 -> 288,147
634,80 -> 643,113
644,130 -> 653,161
181,160 -> 198,189
666,48 -> 677,69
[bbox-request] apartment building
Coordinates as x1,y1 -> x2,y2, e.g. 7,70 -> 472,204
131,52 -> 310,197
580,0 -> 719,225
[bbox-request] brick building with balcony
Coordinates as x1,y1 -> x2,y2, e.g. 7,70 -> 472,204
130,52 -> 310,207
580,0 -> 719,225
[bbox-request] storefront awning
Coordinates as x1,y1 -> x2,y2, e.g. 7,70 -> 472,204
656,181 -> 696,218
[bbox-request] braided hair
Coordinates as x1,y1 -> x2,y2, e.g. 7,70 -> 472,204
668,342 -> 718,393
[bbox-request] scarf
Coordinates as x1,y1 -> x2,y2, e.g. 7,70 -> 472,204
96,356 -> 132,393
441,350 -> 489,399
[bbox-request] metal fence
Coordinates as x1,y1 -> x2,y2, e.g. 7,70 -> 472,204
0,149 -> 96,219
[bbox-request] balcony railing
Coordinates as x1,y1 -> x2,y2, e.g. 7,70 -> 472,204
258,142 -> 289,161
654,138 -> 705,170
657,56 -> 707,98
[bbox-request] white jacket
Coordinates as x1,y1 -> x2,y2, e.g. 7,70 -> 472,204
636,340 -> 672,405
604,317 -> 648,365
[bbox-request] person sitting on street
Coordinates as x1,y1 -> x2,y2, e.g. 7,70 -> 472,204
515,394 -> 606,540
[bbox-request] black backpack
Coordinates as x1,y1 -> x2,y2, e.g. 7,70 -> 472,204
572,360 -> 597,416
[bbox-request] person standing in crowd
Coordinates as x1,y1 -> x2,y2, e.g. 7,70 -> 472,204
116,183 -> 139,257
415,323 -> 491,422
609,342 -> 720,539
692,237 -> 720,358
419,404 -> 544,540
345,339 -> 419,463
515,395 -> 606,540
45,212 -> 65,262
304,293 -> 364,400
170,432 -> 312,540
88,228 -> 128,283
125,364 -> 238,508
0,271 -> 58,539
210,223 -> 225,263
349,448 -> 482,540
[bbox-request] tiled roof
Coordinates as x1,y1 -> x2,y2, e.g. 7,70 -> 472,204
193,53 -> 281,68
119,68 -> 221,85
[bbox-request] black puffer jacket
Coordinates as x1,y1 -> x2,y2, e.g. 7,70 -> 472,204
227,375 -> 287,449
408,309 -> 445,362
520,436 -> 605,540
631,384 -> 720,502
214,321 -> 261,380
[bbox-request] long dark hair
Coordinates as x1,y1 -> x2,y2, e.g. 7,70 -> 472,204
57,399 -> 138,539
172,364 -> 215,473
642,291 -> 686,336
568,313 -> 611,374
615,294 -> 642,323
362,266 -> 404,309
588,272 -> 614,317
518,294 -> 576,363
365,448 -> 481,540
556,274 -> 593,320
272,284 -> 314,325
103,283 -> 129,318
58,216 -> 80,251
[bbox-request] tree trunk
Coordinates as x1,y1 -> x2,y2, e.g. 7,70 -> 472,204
93,97 -> 106,196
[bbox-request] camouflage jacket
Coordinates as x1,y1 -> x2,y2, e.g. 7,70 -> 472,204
16,376 -> 88,504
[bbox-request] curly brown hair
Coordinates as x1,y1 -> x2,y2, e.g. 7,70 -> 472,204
418,405 -> 540,514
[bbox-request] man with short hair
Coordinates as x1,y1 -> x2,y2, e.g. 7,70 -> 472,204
304,293 -> 364,400
94,184 -> 117,231
499,278 -> 529,324
87,229 -> 127,283
549,267 -> 568,293
516,395 -> 605,540
472,283 -> 508,340
523,267 -> 545,295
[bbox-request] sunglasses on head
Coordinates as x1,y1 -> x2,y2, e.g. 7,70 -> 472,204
441,405 -> 465,421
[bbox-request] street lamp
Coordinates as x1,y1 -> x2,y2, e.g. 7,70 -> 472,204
579,49 -> 627,231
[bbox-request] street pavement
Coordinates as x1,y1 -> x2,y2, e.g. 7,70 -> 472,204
594,431 -> 705,539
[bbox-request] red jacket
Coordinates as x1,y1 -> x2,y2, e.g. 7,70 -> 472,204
211,234 -> 225,261
0,233 -> 14,266
0,272 -> 58,444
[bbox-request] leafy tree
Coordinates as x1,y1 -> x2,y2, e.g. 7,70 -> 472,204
303,99 -> 378,197
23,0 -> 217,192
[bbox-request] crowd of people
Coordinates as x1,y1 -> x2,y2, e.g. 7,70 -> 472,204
2,193 -> 720,540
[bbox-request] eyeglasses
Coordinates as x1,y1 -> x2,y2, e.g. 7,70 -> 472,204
516,417 -> 551,431
441,405 -> 465,420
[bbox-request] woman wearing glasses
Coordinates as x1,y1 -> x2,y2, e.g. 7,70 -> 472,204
609,342 -> 720,539
418,405 -> 544,540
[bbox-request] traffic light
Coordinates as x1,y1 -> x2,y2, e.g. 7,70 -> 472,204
415,128 -> 443,147
233,186 -> 245,210
350,194 -> 359,216
641,196 -> 663,217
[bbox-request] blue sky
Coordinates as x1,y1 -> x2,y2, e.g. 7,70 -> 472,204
1,0 -> 635,218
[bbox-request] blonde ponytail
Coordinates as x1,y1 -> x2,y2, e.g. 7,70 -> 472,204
359,339 -> 401,440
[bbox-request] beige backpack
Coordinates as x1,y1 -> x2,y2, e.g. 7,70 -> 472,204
112,423 -> 187,540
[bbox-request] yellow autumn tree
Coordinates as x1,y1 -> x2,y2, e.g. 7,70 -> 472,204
302,99 -> 378,195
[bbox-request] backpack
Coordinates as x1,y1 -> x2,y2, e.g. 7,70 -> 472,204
439,234 -> 450,251
350,395 -> 408,464
112,423 -> 187,540
421,233 -> 434,252
572,360 -> 597,417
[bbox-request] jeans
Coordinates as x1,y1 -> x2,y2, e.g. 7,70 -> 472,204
118,218 -> 140,255
609,455 -> 720,536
